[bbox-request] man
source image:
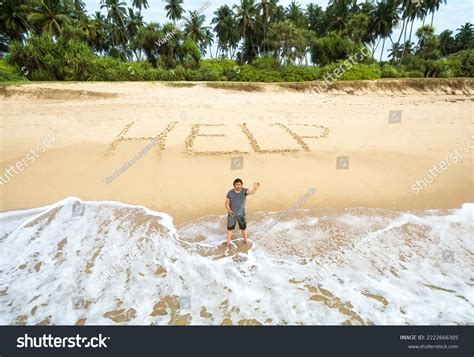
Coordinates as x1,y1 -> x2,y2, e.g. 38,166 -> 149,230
225,178 -> 260,250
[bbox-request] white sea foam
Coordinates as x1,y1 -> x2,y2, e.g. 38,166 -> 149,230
0,198 -> 472,325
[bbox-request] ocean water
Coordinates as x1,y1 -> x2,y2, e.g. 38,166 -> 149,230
0,197 -> 472,325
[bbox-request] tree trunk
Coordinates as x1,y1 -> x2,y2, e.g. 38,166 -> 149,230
380,38 -> 385,63
372,37 -> 381,60
263,21 -> 266,54
133,49 -> 140,61
399,19 -> 415,64
396,17 -> 406,45
408,18 -> 415,45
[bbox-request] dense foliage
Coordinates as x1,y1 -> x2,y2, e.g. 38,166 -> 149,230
0,0 -> 472,82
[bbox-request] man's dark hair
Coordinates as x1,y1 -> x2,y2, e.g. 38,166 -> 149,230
233,178 -> 243,186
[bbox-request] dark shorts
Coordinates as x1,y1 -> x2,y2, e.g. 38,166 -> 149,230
227,214 -> 247,230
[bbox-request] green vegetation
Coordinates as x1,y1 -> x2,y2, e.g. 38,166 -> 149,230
0,0 -> 472,82
0,58 -> 27,81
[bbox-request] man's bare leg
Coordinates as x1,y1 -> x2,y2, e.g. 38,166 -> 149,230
241,229 -> 248,245
226,229 -> 233,249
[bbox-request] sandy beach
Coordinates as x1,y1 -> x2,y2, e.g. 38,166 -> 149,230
1,80 -> 473,223
0,80 -> 473,326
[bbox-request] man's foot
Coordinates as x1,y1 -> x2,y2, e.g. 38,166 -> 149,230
243,239 -> 248,246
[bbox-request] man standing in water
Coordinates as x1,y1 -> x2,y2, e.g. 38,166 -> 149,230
225,178 -> 260,250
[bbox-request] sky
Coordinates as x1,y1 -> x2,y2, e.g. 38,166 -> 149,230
84,0 -> 474,61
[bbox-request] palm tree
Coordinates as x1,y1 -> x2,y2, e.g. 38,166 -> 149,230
203,28 -> 214,57
371,0 -> 398,62
91,11 -> 110,54
101,0 -> 129,57
438,30 -> 455,56
400,40 -> 414,61
132,0 -> 149,11
0,0 -> 30,41
126,7 -> 144,59
272,1 -> 285,22
385,0 -> 400,45
102,0 -> 127,28
256,0 -> 275,53
305,3 -> 324,36
28,0 -> 72,37
70,0 -> 86,21
212,5 -> 239,58
455,22 -> 474,51
233,0 -> 258,61
131,22 -> 163,67
93,11 -> 106,23
164,0 -> 184,24
126,7 -> 144,37
399,0 -> 425,64
80,16 -> 100,42
395,0 -> 408,46
396,0 -> 420,52
326,0 -> 353,32
388,41 -> 403,62
346,12 -> 370,50
426,0 -> 446,27
267,19 -> 307,64
184,11 -> 211,54
286,0 -> 306,28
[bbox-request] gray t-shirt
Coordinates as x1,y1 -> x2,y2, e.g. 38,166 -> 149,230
226,188 -> 248,216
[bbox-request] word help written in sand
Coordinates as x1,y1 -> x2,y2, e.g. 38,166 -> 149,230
105,121 -> 329,156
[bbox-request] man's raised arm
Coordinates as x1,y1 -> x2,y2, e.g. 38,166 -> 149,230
246,182 -> 260,195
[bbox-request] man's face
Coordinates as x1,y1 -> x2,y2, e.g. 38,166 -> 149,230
234,182 -> 242,191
